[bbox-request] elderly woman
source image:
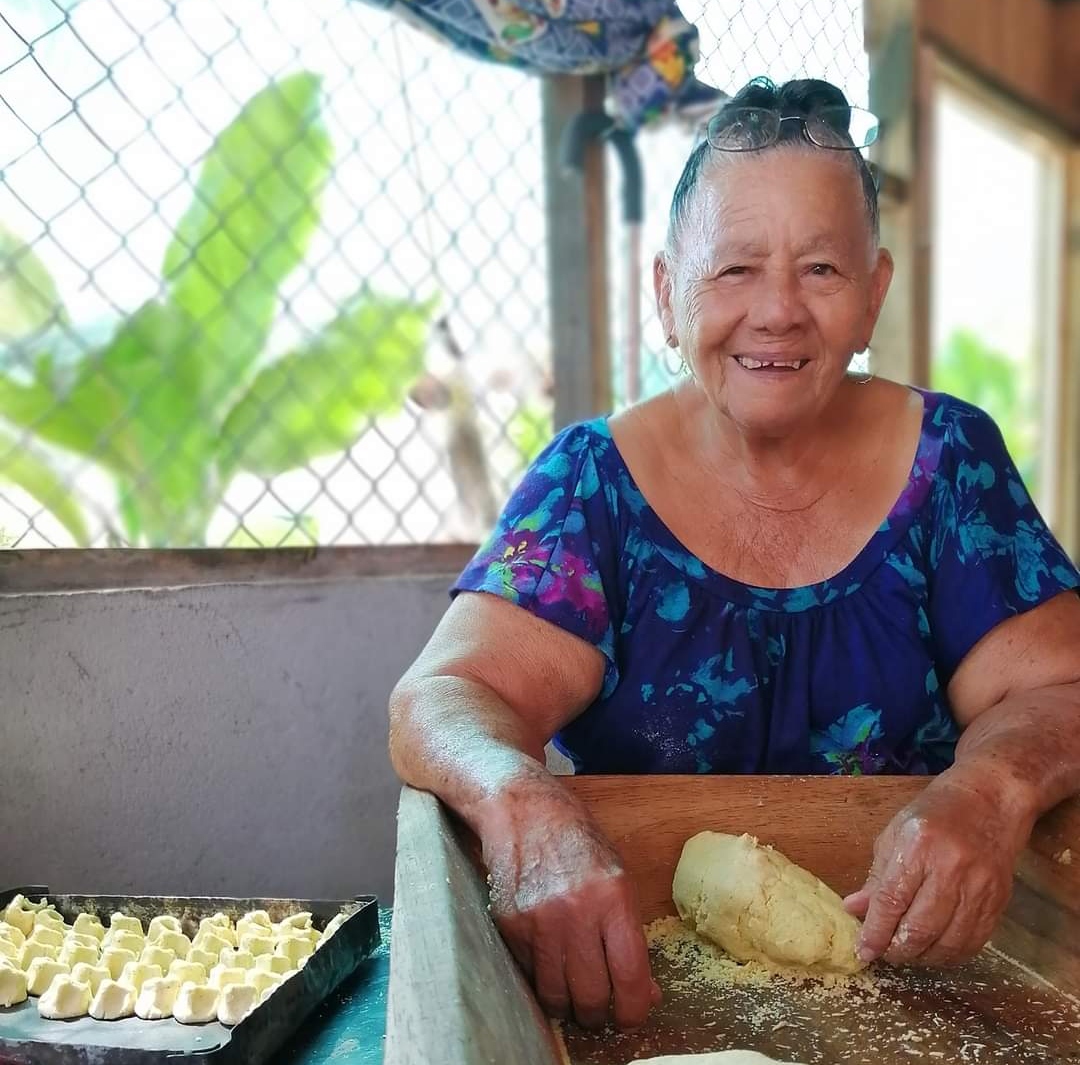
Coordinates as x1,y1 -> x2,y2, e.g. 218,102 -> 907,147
389,77 -> 1080,1032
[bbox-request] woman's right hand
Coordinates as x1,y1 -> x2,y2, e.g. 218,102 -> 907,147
476,775 -> 662,1031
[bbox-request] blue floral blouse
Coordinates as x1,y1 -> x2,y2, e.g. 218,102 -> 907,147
452,391 -> 1080,775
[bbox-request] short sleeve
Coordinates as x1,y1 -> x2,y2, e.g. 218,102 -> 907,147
927,398 -> 1080,681
452,422 -> 620,695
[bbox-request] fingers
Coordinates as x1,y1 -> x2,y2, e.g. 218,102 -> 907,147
855,803 -> 1015,969
531,925 -> 571,1020
565,924 -> 611,1030
880,877 -> 958,966
500,875 -> 657,1031
913,906 -> 977,968
602,904 -> 657,1030
908,874 -> 1008,968
843,887 -> 871,919
855,847 -> 925,963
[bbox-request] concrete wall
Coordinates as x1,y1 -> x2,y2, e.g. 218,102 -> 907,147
0,574 -> 453,906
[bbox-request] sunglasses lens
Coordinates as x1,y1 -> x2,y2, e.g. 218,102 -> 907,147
806,106 -> 880,149
707,108 -> 780,151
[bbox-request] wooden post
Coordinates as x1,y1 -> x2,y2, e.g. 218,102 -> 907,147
1060,148 -> 1080,560
541,75 -> 611,428
864,0 -> 926,386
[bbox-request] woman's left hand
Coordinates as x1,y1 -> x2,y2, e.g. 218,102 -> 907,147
843,776 -> 1033,967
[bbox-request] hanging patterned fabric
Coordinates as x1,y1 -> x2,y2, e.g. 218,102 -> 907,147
361,0 -> 723,129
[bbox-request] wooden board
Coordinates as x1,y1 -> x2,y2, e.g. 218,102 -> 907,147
562,776 -> 928,922
387,777 -> 1080,1065
919,0 -> 1080,132
384,787 -> 564,1065
559,777 -> 1080,1065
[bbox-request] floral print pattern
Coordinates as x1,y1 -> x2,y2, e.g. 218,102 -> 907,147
453,391 -> 1079,776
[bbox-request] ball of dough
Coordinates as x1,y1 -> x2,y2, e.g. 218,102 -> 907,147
275,936 -> 314,966
63,931 -> 101,952
19,941 -> 59,969
103,930 -> 144,955
276,912 -> 312,932
235,914 -> 271,943
245,970 -> 285,997
168,960 -> 207,985
255,953 -> 293,975
220,948 -> 255,970
134,975 -> 180,1020
217,982 -> 258,1026
58,944 -> 98,970
38,975 -> 91,1019
88,979 -> 136,1021
0,922 -> 27,948
673,832 -> 864,975
193,931 -> 231,957
25,957 -> 69,996
72,914 -> 106,942
100,947 -> 138,981
198,920 -> 237,947
0,965 -> 28,1006
147,916 -> 183,943
318,912 -> 348,946
33,910 -> 66,932
140,945 -> 177,972
201,912 -> 232,930
208,965 -> 246,991
108,914 -> 143,937
117,961 -> 162,993
28,926 -> 64,950
238,933 -> 274,958
1,898 -> 35,937
188,947 -> 218,971
69,963 -> 110,995
173,981 -> 219,1025
155,930 -> 191,959
631,1054 -> 806,1064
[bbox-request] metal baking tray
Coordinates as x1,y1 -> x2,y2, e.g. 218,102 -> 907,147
0,884 -> 380,1065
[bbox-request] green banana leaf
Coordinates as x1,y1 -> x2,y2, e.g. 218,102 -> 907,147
0,227 -> 66,346
218,293 -> 435,479
0,427 -> 89,545
162,71 -> 334,415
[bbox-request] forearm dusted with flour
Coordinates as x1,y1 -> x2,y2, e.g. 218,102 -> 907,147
388,596 -> 657,1031
388,671 -> 556,835
944,682 -> 1080,832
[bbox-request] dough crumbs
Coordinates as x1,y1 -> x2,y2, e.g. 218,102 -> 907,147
546,918 -> 1080,1064
645,917 -> 880,1000
1053,848 -> 1073,866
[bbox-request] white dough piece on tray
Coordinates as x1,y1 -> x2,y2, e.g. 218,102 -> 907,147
173,981 -> 219,1024
89,979 -> 136,1021
38,976 -> 91,1019
134,975 -> 180,1020
0,966 -> 28,1006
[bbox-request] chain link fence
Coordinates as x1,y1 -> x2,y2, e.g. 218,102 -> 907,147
0,0 -> 867,549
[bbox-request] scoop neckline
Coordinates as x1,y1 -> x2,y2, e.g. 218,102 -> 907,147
595,388 -> 946,611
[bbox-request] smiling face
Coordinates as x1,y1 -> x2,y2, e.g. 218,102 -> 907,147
656,147 -> 893,438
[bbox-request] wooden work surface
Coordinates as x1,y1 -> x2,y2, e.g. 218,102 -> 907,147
386,777 -> 1080,1065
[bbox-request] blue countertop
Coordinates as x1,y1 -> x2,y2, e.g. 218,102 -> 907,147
279,907 -> 391,1064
